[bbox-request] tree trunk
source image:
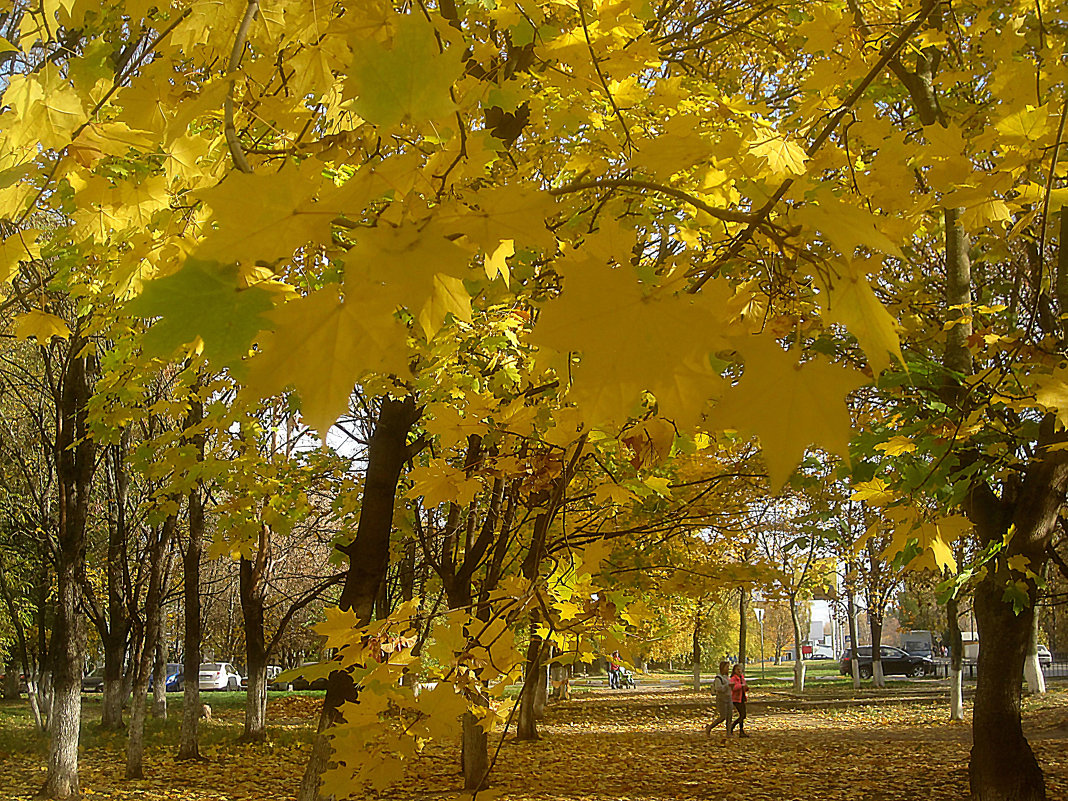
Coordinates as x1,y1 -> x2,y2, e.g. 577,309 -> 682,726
101,634 -> 128,730
239,524 -> 271,742
41,341 -> 95,800
3,660 -> 17,699
533,662 -> 548,719
297,396 -> 420,801
870,614 -> 885,688
970,570 -> 1044,800
177,473 -> 206,757
102,439 -> 133,729
947,594 -> 964,720
516,619 -> 545,740
550,661 -> 571,701
789,593 -> 806,692
692,611 -> 702,691
126,515 -> 176,779
1023,588 -> 1045,695
460,712 -> 489,792
846,584 -> 861,690
151,632 -> 168,720
738,586 -> 749,666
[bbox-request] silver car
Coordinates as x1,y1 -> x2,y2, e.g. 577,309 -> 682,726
198,662 -> 242,691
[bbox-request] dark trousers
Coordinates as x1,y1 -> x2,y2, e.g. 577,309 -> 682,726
728,701 -> 747,733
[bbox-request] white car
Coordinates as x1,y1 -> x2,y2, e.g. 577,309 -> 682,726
198,662 -> 242,691
1037,645 -> 1052,668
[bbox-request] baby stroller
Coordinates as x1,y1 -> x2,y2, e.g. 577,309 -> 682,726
618,668 -> 636,689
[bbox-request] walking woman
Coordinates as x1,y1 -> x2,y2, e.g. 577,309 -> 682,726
704,660 -> 733,738
726,664 -> 750,737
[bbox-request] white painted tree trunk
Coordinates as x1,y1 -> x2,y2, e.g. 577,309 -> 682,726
794,658 -> 806,692
950,666 -> 964,721
1024,611 -> 1045,694
873,659 -> 885,688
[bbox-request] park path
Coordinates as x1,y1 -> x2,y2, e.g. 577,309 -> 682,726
395,684 -> 1067,801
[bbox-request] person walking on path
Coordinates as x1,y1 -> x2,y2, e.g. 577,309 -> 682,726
704,660 -> 733,739
607,651 -> 621,689
727,664 -> 750,737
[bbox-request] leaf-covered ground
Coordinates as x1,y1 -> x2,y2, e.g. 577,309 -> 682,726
1,684 -> 1066,800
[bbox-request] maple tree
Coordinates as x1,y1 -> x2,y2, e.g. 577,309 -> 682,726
2,0 -> 1068,799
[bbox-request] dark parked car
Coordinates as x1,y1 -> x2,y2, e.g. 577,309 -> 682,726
81,667 -> 106,692
839,646 -> 935,679
151,663 -> 183,692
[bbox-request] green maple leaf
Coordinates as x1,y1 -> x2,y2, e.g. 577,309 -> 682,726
126,259 -> 275,366
346,14 -> 464,128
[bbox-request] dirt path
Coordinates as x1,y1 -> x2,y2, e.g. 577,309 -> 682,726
1,687 -> 1064,800
396,685 -> 1068,801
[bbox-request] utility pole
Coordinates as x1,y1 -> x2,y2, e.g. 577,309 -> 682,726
754,606 -> 766,681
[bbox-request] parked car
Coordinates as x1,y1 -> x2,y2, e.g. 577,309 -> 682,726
198,662 -> 242,691
81,666 -> 106,693
239,665 -> 288,690
1037,644 -> 1052,667
162,663 -> 183,692
839,646 -> 935,679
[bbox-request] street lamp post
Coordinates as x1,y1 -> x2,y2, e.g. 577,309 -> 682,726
754,607 -> 766,680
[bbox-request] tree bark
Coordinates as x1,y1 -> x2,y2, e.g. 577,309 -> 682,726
101,634 -> 128,730
239,524 -> 271,742
738,586 -> 749,666
516,625 -> 546,740
151,629 -> 168,720
968,474 -> 1066,801
946,594 -> 964,720
1023,587 -> 1045,695
517,509 -> 555,741
550,660 -> 571,701
845,579 -> 861,690
789,592 -> 806,692
41,340 -> 95,800
692,610 -> 702,691
126,514 -> 177,779
297,396 -> 420,801
101,439 -> 133,730
870,613 -> 885,688
177,393 -> 206,762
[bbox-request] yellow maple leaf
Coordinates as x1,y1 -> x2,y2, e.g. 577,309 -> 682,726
593,482 -> 636,507
407,462 -> 482,508
242,283 -> 410,435
850,478 -> 896,505
4,67 -> 86,150
195,161 -> 333,265
748,133 -> 808,177
484,239 -> 514,286
532,254 -> 734,424
414,682 -> 468,740
344,223 -> 475,340
819,259 -> 904,375
1032,367 -> 1068,428
794,202 -> 905,260
710,335 -> 868,490
0,229 -> 41,283
874,435 -> 916,456
315,606 -> 361,646
12,310 -> 71,343
995,104 -> 1053,141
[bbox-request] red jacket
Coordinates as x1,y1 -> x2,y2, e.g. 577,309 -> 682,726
729,673 -> 748,703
